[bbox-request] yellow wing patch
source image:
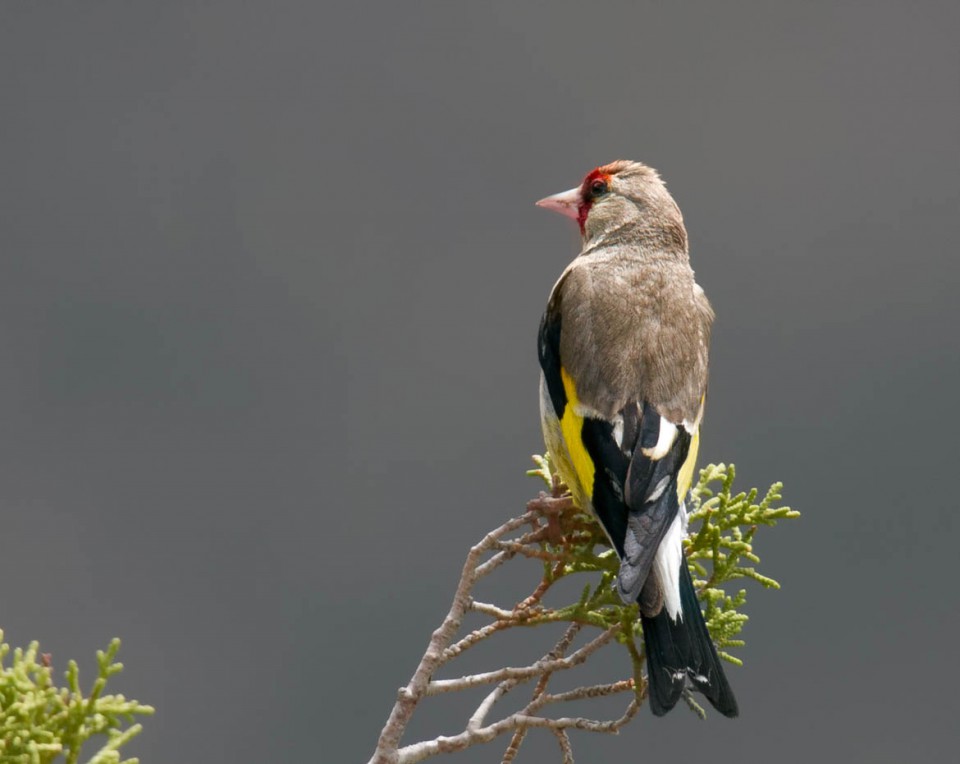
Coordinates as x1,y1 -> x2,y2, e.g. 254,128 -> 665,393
559,367 -> 595,500
676,393 -> 705,501
556,369 -> 701,506
676,425 -> 700,501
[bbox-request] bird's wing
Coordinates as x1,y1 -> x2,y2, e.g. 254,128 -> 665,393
538,287 -> 699,605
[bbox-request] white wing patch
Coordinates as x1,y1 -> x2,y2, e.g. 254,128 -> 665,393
611,414 -> 625,448
647,475 -> 671,503
653,501 -> 689,622
642,418 -> 678,460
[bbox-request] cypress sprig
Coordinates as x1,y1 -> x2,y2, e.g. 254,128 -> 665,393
0,632 -> 153,764
685,463 -> 799,662
525,455 -> 798,695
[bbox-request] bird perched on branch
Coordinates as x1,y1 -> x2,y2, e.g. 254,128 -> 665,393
535,160 -> 738,718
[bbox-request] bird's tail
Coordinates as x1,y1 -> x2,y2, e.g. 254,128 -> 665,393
640,561 -> 739,717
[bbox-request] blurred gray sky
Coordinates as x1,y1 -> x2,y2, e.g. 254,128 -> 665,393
1,1 -> 958,762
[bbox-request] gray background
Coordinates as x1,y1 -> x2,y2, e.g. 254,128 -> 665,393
1,1 -> 957,762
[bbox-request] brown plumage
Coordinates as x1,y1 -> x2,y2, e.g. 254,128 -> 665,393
535,160 -> 737,718
551,161 -> 713,424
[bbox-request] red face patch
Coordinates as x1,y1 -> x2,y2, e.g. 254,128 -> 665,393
577,168 -> 612,234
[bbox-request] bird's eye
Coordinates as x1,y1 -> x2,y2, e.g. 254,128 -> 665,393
590,179 -> 609,196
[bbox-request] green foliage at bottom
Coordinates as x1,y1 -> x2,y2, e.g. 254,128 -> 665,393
0,632 -> 153,764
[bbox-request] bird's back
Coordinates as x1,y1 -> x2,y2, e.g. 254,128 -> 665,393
554,250 -> 713,425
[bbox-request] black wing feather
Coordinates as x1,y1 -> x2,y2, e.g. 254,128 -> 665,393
536,294 -> 737,719
616,414 -> 690,602
580,417 -> 630,555
642,562 -> 739,717
538,295 -> 567,420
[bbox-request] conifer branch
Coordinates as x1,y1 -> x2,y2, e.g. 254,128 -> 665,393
0,632 -> 153,764
367,458 -> 798,764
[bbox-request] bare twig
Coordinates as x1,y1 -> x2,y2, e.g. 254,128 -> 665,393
366,498 -> 636,764
501,729 -> 527,764
552,729 -> 574,764
529,679 -> 635,710
494,540 -> 566,562
681,688 -> 707,720
501,623 -> 581,763
441,621 -> 507,661
367,511 -> 537,764
475,528 -> 548,579
515,562 -> 565,612
468,600 -> 516,620
395,703 -> 639,764
425,628 -> 617,695
468,679 -> 518,731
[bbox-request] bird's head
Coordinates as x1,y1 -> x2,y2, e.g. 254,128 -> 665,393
536,160 -> 686,252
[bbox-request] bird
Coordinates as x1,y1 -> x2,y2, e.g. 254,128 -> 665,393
535,160 -> 738,718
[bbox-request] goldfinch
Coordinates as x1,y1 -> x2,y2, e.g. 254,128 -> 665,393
536,160 -> 737,717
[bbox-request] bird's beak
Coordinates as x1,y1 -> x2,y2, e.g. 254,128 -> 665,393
535,187 -> 581,221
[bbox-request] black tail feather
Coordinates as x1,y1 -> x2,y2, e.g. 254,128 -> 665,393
640,562 -> 739,718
